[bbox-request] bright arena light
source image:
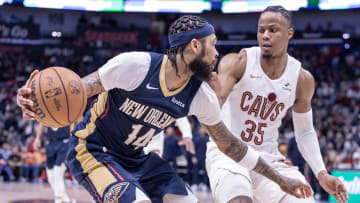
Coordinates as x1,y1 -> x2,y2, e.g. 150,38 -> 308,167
343,33 -> 351,40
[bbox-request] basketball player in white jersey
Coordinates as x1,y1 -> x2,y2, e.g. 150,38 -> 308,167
206,6 -> 348,203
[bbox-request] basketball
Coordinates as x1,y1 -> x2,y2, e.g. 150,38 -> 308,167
29,67 -> 87,127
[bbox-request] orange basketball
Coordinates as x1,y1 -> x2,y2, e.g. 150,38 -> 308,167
29,67 -> 87,127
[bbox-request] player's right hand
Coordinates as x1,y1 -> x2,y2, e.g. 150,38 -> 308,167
16,70 -> 39,120
279,176 -> 313,199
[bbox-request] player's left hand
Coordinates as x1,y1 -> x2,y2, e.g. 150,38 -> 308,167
278,176 -> 313,199
178,137 -> 195,154
318,170 -> 349,203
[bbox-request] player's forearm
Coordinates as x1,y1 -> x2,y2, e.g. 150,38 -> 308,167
253,158 -> 285,185
35,123 -> 45,140
82,71 -> 105,98
293,110 -> 326,178
203,121 -> 247,162
203,121 -> 285,185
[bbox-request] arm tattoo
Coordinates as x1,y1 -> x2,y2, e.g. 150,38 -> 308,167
203,121 -> 248,162
82,71 -> 105,98
253,158 -> 285,186
203,121 -> 284,185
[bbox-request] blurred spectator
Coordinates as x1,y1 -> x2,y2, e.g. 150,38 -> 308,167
341,151 -> 354,168
186,124 -> 200,187
287,135 -> 305,174
33,147 -> 46,179
0,153 -> 14,181
5,126 -> 21,147
344,134 -> 359,153
316,24 -> 324,32
326,22 -> 334,32
0,143 -> 12,161
7,144 -> 22,181
4,110 -> 17,132
163,126 -> 182,170
305,22 -> 313,32
21,145 -> 39,182
353,151 -> 360,169
192,126 -> 209,192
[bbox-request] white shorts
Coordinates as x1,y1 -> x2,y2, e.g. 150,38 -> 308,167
209,168 -> 253,203
208,161 -> 314,203
206,141 -> 315,203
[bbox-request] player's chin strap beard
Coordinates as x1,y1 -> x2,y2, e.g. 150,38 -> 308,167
174,51 -> 192,80
170,68 -> 191,91
180,49 -> 192,77
167,59 -> 191,91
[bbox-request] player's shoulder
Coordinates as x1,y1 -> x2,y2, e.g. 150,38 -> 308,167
220,49 -> 247,69
296,67 -> 315,96
218,49 -> 247,79
298,67 -> 315,85
109,51 -> 152,71
111,51 -> 151,62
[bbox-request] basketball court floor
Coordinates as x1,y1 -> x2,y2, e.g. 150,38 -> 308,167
0,182 -> 331,203
0,182 -> 215,203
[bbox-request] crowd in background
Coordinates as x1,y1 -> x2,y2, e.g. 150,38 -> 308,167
0,12 -> 359,202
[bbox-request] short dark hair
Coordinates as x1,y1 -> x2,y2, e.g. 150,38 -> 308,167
166,15 -> 207,76
262,6 -> 293,28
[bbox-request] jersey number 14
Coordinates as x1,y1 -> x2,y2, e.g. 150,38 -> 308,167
124,124 -> 155,150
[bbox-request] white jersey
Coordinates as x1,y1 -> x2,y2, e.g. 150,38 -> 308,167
207,47 -> 301,170
206,47 -> 313,203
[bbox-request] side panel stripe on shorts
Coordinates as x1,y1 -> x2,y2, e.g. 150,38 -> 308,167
74,92 -> 118,196
105,161 -> 125,181
85,176 -> 102,203
75,139 -> 117,196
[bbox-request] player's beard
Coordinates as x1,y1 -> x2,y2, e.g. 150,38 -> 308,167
189,48 -> 212,81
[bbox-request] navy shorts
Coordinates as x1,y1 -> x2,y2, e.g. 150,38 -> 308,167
67,136 -> 189,203
46,139 -> 69,169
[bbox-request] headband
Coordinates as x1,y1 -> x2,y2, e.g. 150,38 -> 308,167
168,22 -> 215,48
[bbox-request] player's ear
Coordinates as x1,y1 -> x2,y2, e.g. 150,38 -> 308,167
288,27 -> 294,40
189,39 -> 201,55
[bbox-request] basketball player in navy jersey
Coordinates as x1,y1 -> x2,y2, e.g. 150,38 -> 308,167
17,15 -> 312,203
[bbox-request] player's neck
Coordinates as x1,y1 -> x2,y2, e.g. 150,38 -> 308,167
165,58 -> 191,91
260,53 -> 288,80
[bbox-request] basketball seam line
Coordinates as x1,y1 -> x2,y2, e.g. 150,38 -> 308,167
53,68 -> 71,124
38,70 -> 64,126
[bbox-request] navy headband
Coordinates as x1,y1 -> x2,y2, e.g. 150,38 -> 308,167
168,22 -> 215,48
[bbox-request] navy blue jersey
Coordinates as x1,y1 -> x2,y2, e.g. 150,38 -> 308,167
73,53 -> 202,162
45,126 -> 70,140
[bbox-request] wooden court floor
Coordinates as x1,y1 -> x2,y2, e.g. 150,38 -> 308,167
0,182 -> 215,203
